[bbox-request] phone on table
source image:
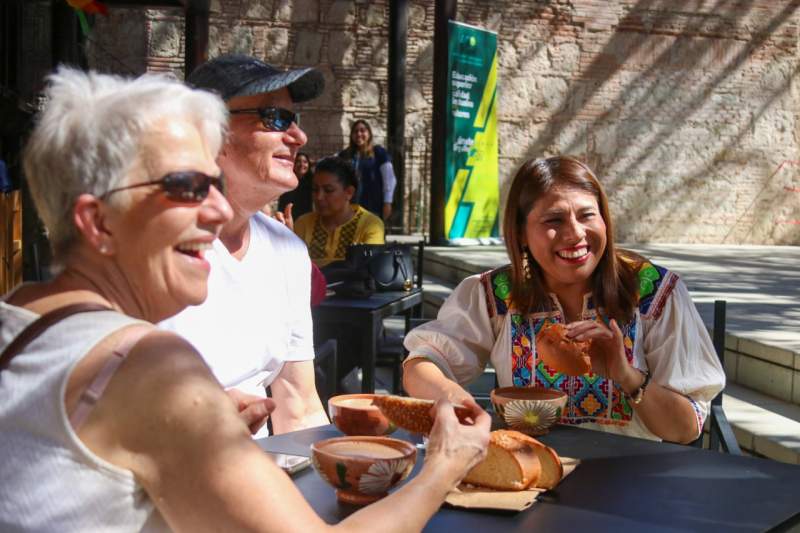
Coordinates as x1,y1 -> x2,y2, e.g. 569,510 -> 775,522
268,452 -> 312,475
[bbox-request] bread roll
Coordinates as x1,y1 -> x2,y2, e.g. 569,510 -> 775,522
536,322 -> 592,376
463,430 -> 542,490
371,395 -> 471,434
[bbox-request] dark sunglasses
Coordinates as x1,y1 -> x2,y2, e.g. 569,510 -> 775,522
102,171 -> 225,203
229,106 -> 300,132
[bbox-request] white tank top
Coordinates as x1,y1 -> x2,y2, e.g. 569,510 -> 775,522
0,302 -> 164,532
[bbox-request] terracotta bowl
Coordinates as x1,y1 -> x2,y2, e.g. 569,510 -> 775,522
490,386 -> 568,436
311,436 -> 417,505
329,394 -> 398,436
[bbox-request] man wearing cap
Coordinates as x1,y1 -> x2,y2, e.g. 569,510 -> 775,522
160,55 -> 328,436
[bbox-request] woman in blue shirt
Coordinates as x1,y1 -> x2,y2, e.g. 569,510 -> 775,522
339,119 -> 397,221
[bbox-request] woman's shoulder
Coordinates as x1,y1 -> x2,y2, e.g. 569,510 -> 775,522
471,265 -> 513,317
356,204 -> 383,223
373,145 -> 390,162
618,249 -> 681,320
352,204 -> 382,228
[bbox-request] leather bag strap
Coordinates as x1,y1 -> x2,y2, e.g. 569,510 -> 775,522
0,302 -> 112,372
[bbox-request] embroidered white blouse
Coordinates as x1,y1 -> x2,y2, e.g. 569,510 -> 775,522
403,266 -> 726,441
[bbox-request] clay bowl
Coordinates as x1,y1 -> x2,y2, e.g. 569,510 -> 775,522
329,394 -> 397,436
311,436 -> 417,505
490,386 -> 568,436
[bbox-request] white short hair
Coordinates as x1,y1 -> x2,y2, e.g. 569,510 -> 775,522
23,67 -> 228,259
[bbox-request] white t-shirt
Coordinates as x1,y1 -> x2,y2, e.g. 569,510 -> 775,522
160,213 -> 314,397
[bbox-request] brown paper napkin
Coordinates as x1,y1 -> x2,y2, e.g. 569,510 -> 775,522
444,456 -> 580,511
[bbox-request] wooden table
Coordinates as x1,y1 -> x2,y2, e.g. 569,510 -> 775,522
312,288 -> 423,393
258,424 -> 800,532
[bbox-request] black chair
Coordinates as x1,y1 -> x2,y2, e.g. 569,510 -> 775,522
690,300 -> 742,454
401,316 -> 497,406
375,240 -> 425,393
313,338 -> 338,406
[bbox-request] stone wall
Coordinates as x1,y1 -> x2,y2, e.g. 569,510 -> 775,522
90,0 -> 800,244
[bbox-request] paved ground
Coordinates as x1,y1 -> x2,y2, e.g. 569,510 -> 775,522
420,243 -> 800,355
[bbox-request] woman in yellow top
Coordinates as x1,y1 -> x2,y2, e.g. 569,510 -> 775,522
294,156 -> 384,267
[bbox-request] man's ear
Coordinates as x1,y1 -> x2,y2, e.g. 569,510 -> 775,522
73,194 -> 115,255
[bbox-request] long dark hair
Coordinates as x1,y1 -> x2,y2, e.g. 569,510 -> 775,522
502,156 -> 641,323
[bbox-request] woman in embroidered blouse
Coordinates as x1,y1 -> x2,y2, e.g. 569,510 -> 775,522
403,156 -> 726,443
294,156 -> 385,268
338,120 -> 397,220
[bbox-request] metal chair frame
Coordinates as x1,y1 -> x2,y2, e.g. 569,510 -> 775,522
376,240 -> 425,393
693,300 -> 742,454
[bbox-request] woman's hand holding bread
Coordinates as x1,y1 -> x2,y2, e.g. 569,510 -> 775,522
424,398 -> 491,489
566,319 -> 644,394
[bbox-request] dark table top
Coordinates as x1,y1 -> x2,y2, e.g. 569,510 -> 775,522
258,424 -> 800,532
315,288 -> 422,312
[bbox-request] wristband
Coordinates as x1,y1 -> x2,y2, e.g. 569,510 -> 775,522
624,369 -> 651,405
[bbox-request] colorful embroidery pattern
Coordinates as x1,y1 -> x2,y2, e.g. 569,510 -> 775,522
485,264 -> 664,427
637,262 -> 678,320
483,261 -> 684,428
492,270 -> 511,315
510,314 -> 534,387
480,267 -> 512,318
687,397 -> 705,436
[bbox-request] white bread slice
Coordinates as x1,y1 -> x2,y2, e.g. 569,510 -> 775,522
371,395 -> 471,434
502,432 -> 563,489
462,430 -> 542,490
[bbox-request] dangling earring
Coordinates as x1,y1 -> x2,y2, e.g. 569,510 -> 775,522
521,248 -> 532,281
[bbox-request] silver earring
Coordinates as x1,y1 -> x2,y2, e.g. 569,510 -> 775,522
99,244 -> 109,254
521,248 -> 532,281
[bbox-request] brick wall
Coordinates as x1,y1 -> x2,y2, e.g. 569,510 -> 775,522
90,0 -> 800,244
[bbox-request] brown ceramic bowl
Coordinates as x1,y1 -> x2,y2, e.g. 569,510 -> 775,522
311,436 -> 417,505
490,386 -> 568,436
329,394 -> 397,436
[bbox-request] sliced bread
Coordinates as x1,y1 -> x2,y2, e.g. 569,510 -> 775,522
462,430 -> 542,490
501,431 -> 564,489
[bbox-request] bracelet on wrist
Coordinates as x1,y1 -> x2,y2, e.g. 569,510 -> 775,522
623,369 -> 651,405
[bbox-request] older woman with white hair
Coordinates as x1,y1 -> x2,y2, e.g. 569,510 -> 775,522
0,67 -> 489,532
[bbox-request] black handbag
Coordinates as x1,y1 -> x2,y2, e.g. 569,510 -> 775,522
346,243 -> 415,292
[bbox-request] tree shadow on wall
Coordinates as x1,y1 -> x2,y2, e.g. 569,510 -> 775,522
519,0 -> 800,243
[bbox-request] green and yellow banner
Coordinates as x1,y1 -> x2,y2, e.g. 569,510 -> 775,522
444,21 -> 499,242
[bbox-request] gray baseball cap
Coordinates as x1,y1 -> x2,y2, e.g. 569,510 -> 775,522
186,54 -> 324,103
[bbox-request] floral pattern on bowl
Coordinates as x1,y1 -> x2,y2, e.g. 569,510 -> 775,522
499,399 -> 561,435
311,436 -> 416,506
491,386 -> 568,436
